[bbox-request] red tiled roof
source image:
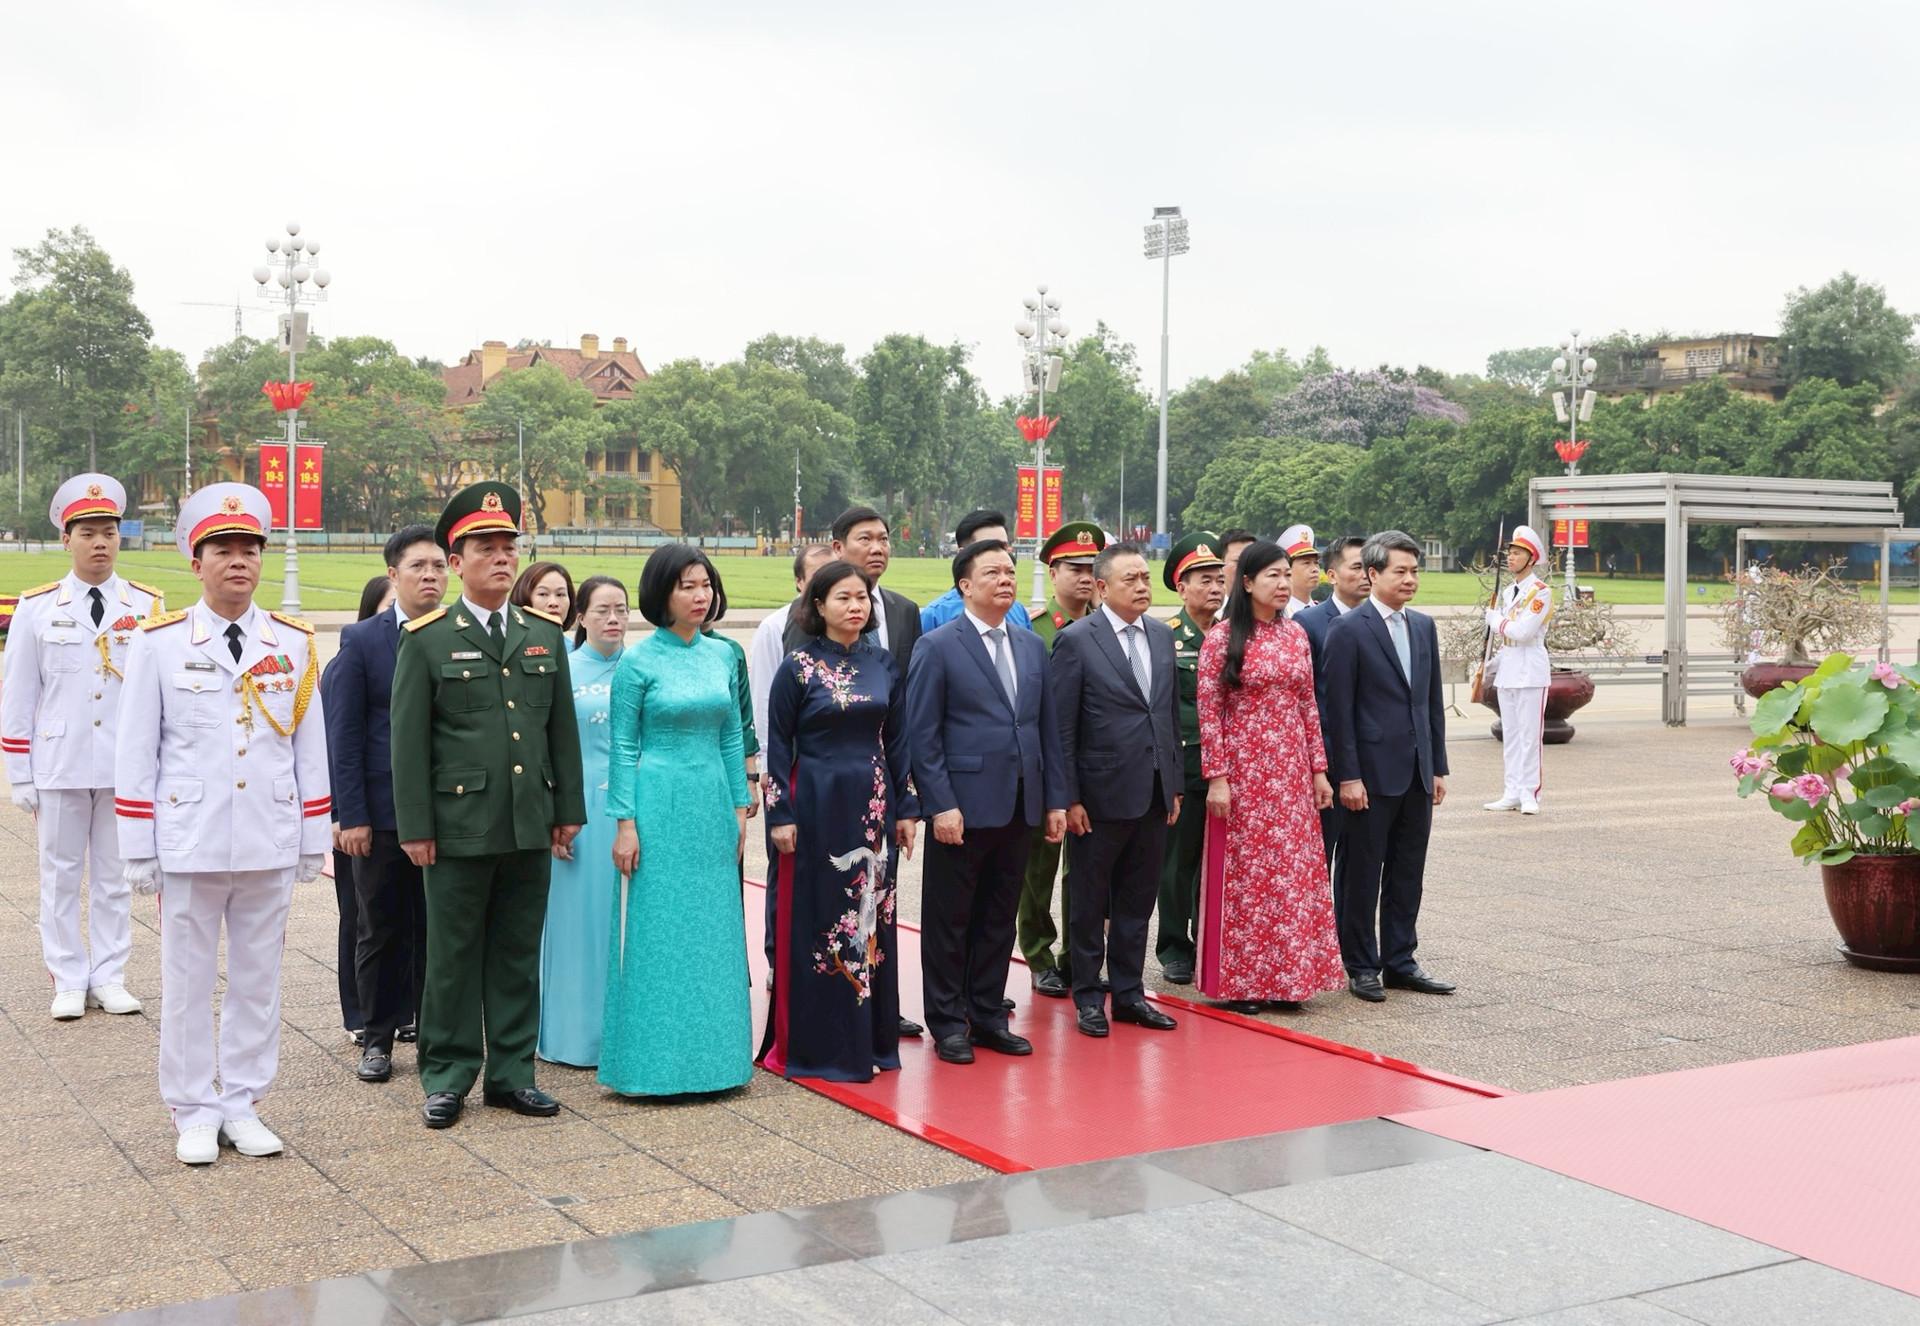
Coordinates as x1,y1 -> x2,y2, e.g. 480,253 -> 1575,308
444,343 -> 651,406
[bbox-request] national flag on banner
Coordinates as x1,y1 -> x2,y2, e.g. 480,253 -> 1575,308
258,442 -> 289,528
294,443 -> 324,530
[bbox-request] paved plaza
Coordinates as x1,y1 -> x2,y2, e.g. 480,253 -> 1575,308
1,619 -> 1918,1322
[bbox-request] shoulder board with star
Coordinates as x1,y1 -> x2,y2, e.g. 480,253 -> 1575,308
124,578 -> 165,602
140,609 -> 189,632
269,610 -> 315,634
522,605 -> 564,627
18,581 -> 60,600
402,606 -> 448,633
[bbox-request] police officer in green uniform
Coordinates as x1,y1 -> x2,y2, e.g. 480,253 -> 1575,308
392,482 -> 587,1130
1153,531 -> 1228,984
1019,520 -> 1104,997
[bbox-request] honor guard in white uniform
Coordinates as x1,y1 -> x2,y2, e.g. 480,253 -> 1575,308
114,484 -> 331,1165
1482,524 -> 1552,815
1279,524 -> 1319,618
2,475 -> 162,1020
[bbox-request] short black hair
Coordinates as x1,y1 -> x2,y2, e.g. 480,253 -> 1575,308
355,574 -> 391,622
1325,535 -> 1366,562
1093,541 -> 1147,583
794,560 -> 878,638
952,538 -> 1013,586
955,509 -> 1009,545
791,543 -> 829,583
1362,529 -> 1422,574
831,506 -> 889,544
383,524 -> 437,570
637,543 -> 725,629
1220,529 -> 1258,551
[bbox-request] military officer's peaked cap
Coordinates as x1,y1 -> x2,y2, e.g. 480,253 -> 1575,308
1279,524 -> 1318,561
1165,530 -> 1226,591
437,481 -> 522,551
51,474 -> 127,532
1039,521 -> 1105,567
177,483 -> 270,557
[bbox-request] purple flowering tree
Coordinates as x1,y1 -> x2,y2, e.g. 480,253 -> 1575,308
1264,370 -> 1467,446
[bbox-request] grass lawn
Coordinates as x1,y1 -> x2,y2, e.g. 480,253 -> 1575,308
0,548 -> 1789,612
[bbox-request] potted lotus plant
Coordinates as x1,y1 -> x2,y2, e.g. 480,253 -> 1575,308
1733,652 -> 1920,970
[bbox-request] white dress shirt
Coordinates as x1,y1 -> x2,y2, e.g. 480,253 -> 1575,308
1099,603 -> 1152,691
963,607 -> 1014,699
748,601 -> 796,746
869,587 -> 890,652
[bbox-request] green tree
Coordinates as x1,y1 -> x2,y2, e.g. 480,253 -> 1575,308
112,346 -> 197,514
1160,372 -> 1268,534
853,334 -> 973,519
1233,441 -> 1363,536
1241,345 -> 1333,404
461,363 -> 604,533
744,334 -> 857,415
1484,345 -> 1559,395
1749,377 -> 1889,482
1045,323 -> 1152,524
1779,272 -> 1916,391
301,336 -> 443,531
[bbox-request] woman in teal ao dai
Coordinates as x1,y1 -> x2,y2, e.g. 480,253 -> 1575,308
604,547 -> 753,1095
536,577 -> 630,1067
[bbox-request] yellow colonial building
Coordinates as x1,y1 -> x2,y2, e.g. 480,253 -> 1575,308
1593,333 -> 1788,404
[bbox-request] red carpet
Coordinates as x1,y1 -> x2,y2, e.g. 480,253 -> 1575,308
1395,1037 -> 1920,1296
745,882 -> 1498,1172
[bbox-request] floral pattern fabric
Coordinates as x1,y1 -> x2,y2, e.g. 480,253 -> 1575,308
1195,618 -> 1346,1002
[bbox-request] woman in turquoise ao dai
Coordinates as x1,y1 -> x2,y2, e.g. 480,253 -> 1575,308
536,576 -> 630,1067
604,547 -> 753,1095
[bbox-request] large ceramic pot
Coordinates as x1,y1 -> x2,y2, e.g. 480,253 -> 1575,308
1479,668 -> 1596,745
1821,855 -> 1920,972
1741,661 -> 1818,700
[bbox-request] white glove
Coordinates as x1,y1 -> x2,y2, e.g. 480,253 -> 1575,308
295,854 -> 325,884
125,858 -> 161,895
9,784 -> 38,814
1482,608 -> 1502,632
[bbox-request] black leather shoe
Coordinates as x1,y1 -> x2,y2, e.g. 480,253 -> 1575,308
1076,1005 -> 1110,1037
935,1034 -> 975,1064
483,1087 -> 561,1116
421,1092 -> 464,1129
1032,968 -> 1070,998
1267,999 -> 1303,1012
1161,957 -> 1194,985
1217,999 -> 1264,1015
897,1016 -> 924,1038
1384,967 -> 1456,995
969,1027 -> 1033,1056
1112,1001 -> 1177,1030
1349,973 -> 1387,1003
1000,996 -> 1017,1011
357,1049 -> 392,1083
397,1024 -> 418,1043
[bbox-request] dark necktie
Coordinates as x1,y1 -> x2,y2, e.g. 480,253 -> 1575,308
225,622 -> 243,663
88,587 -> 104,627
1123,623 -> 1151,700
488,611 -> 504,652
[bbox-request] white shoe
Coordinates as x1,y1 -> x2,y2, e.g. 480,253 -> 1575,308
86,984 -> 143,1015
1482,797 -> 1520,812
50,990 -> 85,1020
176,1125 -> 219,1165
219,1117 -> 283,1157
1520,799 -> 1540,815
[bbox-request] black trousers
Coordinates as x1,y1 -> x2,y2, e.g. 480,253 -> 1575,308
332,848 -> 362,1033
920,804 -> 1034,1043
352,830 -> 427,1054
1335,783 -> 1432,977
1068,779 -> 1169,1009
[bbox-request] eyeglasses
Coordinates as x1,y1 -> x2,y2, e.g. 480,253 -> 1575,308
584,604 -> 630,619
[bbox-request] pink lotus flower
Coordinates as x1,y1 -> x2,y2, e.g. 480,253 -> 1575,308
1872,661 -> 1903,688
1790,774 -> 1831,804
1768,783 -> 1799,801
1898,798 -> 1920,817
1729,749 -> 1771,777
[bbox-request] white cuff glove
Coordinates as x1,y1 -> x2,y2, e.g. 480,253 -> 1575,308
125,858 -> 161,895
1482,608 -> 1502,632
295,854 -> 325,884
9,784 -> 38,814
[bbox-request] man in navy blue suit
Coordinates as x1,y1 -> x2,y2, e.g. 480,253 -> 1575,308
1293,535 -> 1368,866
1319,530 -> 1456,1004
322,525 -> 446,1083
907,539 -> 1068,1064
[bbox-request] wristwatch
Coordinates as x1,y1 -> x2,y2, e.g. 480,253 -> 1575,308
746,772 -> 761,782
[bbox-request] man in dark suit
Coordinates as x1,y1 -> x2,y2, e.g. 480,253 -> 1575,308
906,539 -> 1067,1065
1293,535 -> 1368,867
1319,529 -> 1455,1004
785,505 -> 920,672
323,525 -> 446,1084
1049,544 -> 1183,1037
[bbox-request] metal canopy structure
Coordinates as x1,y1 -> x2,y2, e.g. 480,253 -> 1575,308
1527,473 -> 1903,725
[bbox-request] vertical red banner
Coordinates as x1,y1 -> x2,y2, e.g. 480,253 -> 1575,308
1015,466 -> 1039,540
258,443 -> 289,529
294,444 -> 324,530
1040,467 -> 1063,538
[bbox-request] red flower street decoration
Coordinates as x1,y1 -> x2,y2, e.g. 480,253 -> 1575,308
1017,415 -> 1058,443
262,380 -> 315,412
1554,439 -> 1589,465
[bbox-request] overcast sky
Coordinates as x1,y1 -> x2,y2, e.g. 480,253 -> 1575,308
4,1 -> 1914,399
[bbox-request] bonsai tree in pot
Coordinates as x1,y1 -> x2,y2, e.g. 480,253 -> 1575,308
1733,652 -> 1920,970
1455,561 -> 1637,744
1721,562 -> 1881,699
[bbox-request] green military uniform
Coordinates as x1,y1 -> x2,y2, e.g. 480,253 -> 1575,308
1017,521 -> 1105,979
392,483 -> 587,1101
1154,532 -> 1226,975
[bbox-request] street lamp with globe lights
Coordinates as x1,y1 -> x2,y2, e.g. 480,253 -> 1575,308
251,220 -> 331,613
1549,330 -> 1599,594
1015,286 -> 1069,613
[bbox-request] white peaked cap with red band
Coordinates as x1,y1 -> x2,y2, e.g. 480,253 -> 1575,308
1510,524 -> 1545,564
1279,524 -> 1318,560
50,473 -> 126,531
177,482 -> 270,557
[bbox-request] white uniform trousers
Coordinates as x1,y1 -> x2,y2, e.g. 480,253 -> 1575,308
37,787 -> 130,993
158,869 -> 294,1134
1498,685 -> 1547,803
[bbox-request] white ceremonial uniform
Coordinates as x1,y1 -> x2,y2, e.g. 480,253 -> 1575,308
115,600 -> 331,1134
1486,573 -> 1552,805
2,572 -> 163,994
